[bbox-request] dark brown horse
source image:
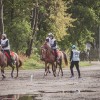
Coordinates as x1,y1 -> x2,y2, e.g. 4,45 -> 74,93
40,42 -> 68,77
0,49 -> 22,79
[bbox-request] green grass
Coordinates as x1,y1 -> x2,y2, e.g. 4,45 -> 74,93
22,54 -> 44,70
2,54 -> 92,70
22,55 -> 92,69
65,61 -> 92,68
79,61 -> 92,67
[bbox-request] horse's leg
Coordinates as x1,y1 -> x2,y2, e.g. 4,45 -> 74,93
58,59 -> 63,76
11,65 -> 14,78
60,59 -> 63,76
15,62 -> 19,78
56,61 -> 58,69
52,64 -> 54,75
48,64 -> 51,73
44,62 -> 48,76
52,63 -> 56,77
47,65 -> 51,74
57,63 -> 60,76
1,66 -> 6,79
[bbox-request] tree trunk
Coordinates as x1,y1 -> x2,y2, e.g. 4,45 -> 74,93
27,2 -> 39,57
11,0 -> 14,21
0,0 -> 4,34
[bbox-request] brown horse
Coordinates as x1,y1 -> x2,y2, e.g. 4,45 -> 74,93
0,49 -> 22,79
40,44 -> 56,77
40,42 -> 68,77
0,51 -> 7,79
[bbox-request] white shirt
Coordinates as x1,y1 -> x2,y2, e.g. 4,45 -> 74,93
1,39 -> 10,50
72,49 -> 80,61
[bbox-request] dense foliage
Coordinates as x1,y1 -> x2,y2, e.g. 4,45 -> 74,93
0,0 -> 100,53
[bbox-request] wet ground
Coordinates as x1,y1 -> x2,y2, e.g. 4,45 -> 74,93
0,62 -> 100,100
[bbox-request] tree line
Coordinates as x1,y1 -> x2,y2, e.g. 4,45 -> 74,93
0,0 -> 100,56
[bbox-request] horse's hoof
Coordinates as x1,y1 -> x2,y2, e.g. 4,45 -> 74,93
2,76 -> 6,80
15,76 -> 18,79
49,71 -> 51,73
44,73 -> 47,76
53,74 -> 56,77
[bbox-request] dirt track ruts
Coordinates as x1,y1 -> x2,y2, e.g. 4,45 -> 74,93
0,62 -> 100,100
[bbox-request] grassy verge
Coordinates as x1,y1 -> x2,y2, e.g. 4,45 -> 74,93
4,54 -> 92,70
22,54 -> 92,69
79,61 -> 92,67
21,54 -> 44,70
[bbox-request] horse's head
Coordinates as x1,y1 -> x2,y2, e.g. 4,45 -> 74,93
40,46 -> 47,61
0,51 -> 7,66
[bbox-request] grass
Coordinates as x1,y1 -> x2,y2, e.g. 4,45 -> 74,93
79,61 -> 92,67
3,54 -> 92,70
21,54 -> 44,70
22,54 -> 92,69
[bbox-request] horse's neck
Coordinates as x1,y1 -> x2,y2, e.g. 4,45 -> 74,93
47,49 -> 55,58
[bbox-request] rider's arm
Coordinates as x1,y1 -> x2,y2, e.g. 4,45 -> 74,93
2,40 -> 8,48
70,51 -> 73,61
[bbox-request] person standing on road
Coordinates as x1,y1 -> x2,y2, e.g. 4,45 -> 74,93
70,45 -> 81,78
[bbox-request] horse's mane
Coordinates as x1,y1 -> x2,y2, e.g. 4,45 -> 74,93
43,42 -> 52,51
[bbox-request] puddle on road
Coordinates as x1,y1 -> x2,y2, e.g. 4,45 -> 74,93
0,90 -> 96,100
0,94 -> 42,100
39,90 -> 96,94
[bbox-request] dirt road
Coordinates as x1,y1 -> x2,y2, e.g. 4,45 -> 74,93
0,62 -> 100,100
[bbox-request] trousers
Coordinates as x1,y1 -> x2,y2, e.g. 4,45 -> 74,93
70,61 -> 81,77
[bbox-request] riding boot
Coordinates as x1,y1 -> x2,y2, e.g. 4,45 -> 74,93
10,56 -> 15,65
54,49 -> 58,61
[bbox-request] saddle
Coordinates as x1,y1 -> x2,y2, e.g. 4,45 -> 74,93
51,50 -> 61,58
4,51 -> 15,62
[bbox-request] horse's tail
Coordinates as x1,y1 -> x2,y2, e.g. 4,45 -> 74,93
62,52 -> 68,66
18,59 -> 22,67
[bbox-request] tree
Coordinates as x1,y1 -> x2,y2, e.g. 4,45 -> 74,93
64,0 -> 100,50
0,0 -> 4,34
27,1 -> 39,57
3,0 -> 74,54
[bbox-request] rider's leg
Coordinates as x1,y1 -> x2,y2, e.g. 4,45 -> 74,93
70,61 -> 74,77
75,61 -> 81,78
4,50 -> 14,64
54,49 -> 57,60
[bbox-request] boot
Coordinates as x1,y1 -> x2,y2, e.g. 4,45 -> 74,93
11,57 -> 15,65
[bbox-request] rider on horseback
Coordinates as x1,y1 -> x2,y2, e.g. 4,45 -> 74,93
0,33 -> 14,64
47,33 -> 58,61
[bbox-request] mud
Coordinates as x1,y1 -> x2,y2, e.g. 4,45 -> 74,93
0,62 -> 100,100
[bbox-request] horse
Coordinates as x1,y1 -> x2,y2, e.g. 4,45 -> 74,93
40,42 -> 68,77
0,50 -> 8,79
0,48 -> 22,79
40,44 -> 56,77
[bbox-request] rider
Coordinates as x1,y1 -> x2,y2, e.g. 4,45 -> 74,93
70,45 -> 81,78
47,33 -> 58,61
0,33 -> 14,64
45,33 -> 52,44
